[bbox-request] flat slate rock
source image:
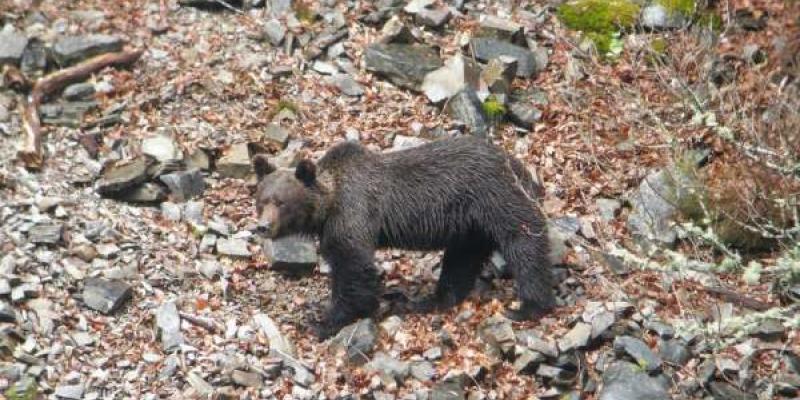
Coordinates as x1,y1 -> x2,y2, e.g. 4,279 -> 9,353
364,43 -> 443,90
217,238 -> 251,258
28,223 -> 64,244
446,88 -> 489,137
96,156 -> 152,196
52,34 -> 124,65
82,278 -> 132,314
159,169 -> 205,202
613,335 -> 662,373
330,319 -> 378,365
217,143 -> 252,179
470,37 -> 538,77
121,182 -> 168,203
0,30 -> 28,66
264,238 -> 317,276
156,301 -> 184,352
599,361 -> 670,400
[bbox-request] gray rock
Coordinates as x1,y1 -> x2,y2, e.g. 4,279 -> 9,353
52,34 -> 124,65
142,134 -> 181,162
82,278 -> 132,314
421,54 -> 480,103
588,310 -> 616,340
267,0 -> 292,16
159,169 -> 205,202
658,339 -> 691,366
232,370 -> 263,388
264,237 -> 317,276
470,37 -> 539,77
186,148 -> 212,171
596,198 -> 621,222
0,30 -> 28,66
330,318 -> 378,365
120,183 -> 168,203
0,302 -> 16,322
750,318 -> 784,341
507,100 -> 542,130
312,60 -> 339,75
517,330 -> 558,358
156,301 -> 184,352
28,223 -> 64,244
558,322 -> 592,352
328,74 -> 365,97
253,313 -> 295,356
477,14 -> 526,46
11,283 -> 39,302
161,202 -> 182,222
217,238 -> 251,258
217,143 -> 252,179
54,384 -> 84,400
708,381 -> 756,400
184,200 -> 205,223
415,7 -> 451,29
264,19 -> 286,46
198,260 -> 221,279
364,44 -> 443,90
423,346 -> 442,360
261,124 -> 290,149
159,354 -> 178,380
391,134 -> 429,151
446,89 -> 489,137
599,361 -> 670,400
21,38 -> 47,77
186,371 -> 214,398
366,352 -> 410,382
627,168 -> 689,246
480,56 -> 517,101
613,336 -> 662,373
96,156 -> 152,196
410,360 -> 436,381
644,320 -> 674,339
514,348 -> 546,374
379,17 -> 416,44
640,4 -> 688,30
63,83 -> 96,101
535,364 -> 573,383
478,315 -> 515,359
431,373 -> 466,400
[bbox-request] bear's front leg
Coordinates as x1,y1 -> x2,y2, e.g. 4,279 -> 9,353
316,237 -> 381,340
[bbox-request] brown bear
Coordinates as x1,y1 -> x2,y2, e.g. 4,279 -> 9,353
252,135 -> 554,339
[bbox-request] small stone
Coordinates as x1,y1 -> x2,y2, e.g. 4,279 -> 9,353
328,74 -> 365,96
330,319 -> 378,365
431,372 -> 466,400
312,60 -> 339,75
558,322 -> 592,352
121,183 -> 168,203
217,238 -> 251,258
264,19 -> 286,46
658,339 -> 691,366
70,331 -> 96,347
253,313 -> 295,356
186,148 -> 212,171
640,4 -> 688,30
470,37 -> 539,77
599,361 -> 670,400
415,7 -> 451,29
364,43 -> 443,90
54,384 -> 84,400
0,30 -> 28,66
82,278 -> 132,314
404,0 -> 434,14
198,260 -> 221,279
391,134 -> 429,151
53,34 -> 124,65
156,301 -> 184,352
478,315 -> 515,359
96,156 -> 152,196
95,243 -> 120,258
596,198 -> 621,222
366,352 -> 410,383
514,348 -> 545,374
161,202 -> 182,222
750,318 -> 784,341
423,346 -> 442,360
613,336 -> 662,373
28,223 -> 64,244
421,54 -> 480,103
708,381 -> 756,400
11,283 -> 39,302
186,371 -> 214,398
0,302 -> 16,322
63,82 -> 96,101
142,134 -> 181,162
232,370 -> 264,388
159,169 -> 205,202
381,315 -> 404,337
477,14 -> 526,46
264,238 -> 317,276
159,355 -> 178,380
410,360 -> 436,381
20,38 -> 47,77
535,364 -> 572,382
380,17 -> 416,44
517,330 -> 558,358
446,89 -> 489,137
588,310 -> 615,340
262,123 -> 290,148
644,320 -> 675,339
217,143 -> 252,179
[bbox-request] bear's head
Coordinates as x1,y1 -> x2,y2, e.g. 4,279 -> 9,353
251,155 -> 323,238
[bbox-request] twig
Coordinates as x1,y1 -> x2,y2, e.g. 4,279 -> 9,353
705,286 -> 773,311
16,48 -> 144,170
179,311 -> 221,332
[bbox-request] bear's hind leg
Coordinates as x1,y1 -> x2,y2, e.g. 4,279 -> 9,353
500,229 -> 556,321
415,237 -> 492,312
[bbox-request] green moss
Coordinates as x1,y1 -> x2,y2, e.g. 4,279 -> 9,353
293,1 -> 317,24
5,381 -> 37,400
650,37 -> 668,54
696,11 -> 724,31
557,0 -> 640,33
557,0 -> 638,59
276,99 -> 298,114
482,96 -> 506,119
657,0 -> 695,16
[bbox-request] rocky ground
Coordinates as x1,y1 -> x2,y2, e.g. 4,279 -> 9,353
1,0 -> 799,399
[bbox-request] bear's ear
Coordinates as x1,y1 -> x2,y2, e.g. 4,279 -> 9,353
252,154 -> 276,180
295,159 -> 317,186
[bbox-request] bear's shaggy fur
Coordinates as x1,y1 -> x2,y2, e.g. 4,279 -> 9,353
252,135 -> 554,339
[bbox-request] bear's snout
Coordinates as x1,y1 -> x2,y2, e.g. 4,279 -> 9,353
255,203 -> 279,237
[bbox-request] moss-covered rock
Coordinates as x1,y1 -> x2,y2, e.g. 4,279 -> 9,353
557,0 -> 640,57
